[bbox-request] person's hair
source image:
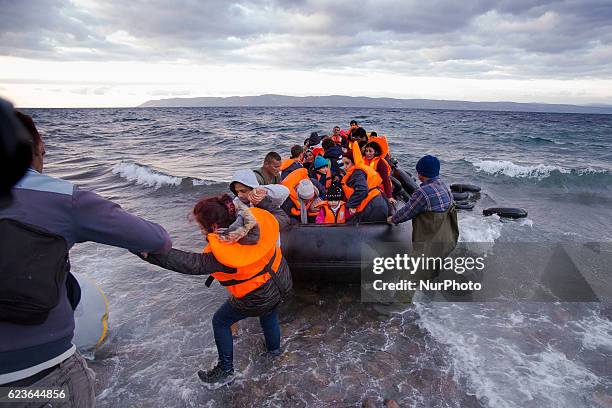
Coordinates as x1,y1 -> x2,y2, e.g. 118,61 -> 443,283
15,111 -> 41,148
304,138 -> 310,146
192,194 -> 236,233
290,145 -> 303,159
352,127 -> 367,141
370,131 -> 377,137
343,151 -> 354,164
350,120 -> 358,126
321,138 -> 335,150
264,151 -> 281,164
366,141 -> 382,156
303,149 -> 314,160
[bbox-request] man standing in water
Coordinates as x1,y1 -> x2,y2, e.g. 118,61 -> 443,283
388,155 -> 459,276
0,111 -> 172,407
253,151 -> 282,185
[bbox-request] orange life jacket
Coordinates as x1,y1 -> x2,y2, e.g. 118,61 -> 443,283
331,134 -> 342,144
311,146 -> 324,157
280,158 -> 300,171
364,136 -> 392,177
281,168 -> 320,217
314,201 -> 346,224
342,143 -> 382,213
203,208 -> 283,299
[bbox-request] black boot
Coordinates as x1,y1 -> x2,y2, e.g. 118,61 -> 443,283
197,364 -> 234,385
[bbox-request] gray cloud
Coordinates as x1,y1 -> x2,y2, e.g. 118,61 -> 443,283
1,0 -> 611,79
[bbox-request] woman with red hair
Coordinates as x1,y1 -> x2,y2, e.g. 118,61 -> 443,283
137,193 -> 292,385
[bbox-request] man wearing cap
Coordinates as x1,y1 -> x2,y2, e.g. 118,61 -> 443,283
388,155 -> 458,262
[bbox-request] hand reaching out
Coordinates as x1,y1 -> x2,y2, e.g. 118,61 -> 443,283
248,187 -> 267,205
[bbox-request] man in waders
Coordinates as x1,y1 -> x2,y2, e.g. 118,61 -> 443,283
388,155 -> 459,296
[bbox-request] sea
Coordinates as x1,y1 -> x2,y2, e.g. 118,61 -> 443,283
23,107 -> 612,407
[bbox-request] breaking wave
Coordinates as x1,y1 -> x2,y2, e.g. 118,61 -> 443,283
469,160 -> 609,183
111,162 -> 216,189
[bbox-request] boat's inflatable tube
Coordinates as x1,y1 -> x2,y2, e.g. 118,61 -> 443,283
391,176 -> 411,202
450,183 -> 481,193
483,207 -> 528,219
73,274 -> 109,356
281,222 -> 412,283
455,201 -> 474,210
452,191 -> 469,201
392,168 -> 418,196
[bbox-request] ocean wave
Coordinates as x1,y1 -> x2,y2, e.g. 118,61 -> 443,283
111,162 -> 219,189
469,160 -> 609,181
112,162 -> 183,189
191,178 -> 216,186
572,312 -> 612,352
524,135 -> 568,145
459,215 -> 503,243
416,304 -> 602,408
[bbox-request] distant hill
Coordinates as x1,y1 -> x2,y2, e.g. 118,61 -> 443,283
138,94 -> 612,114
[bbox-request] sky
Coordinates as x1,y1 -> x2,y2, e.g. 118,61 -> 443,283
1,0 -> 611,108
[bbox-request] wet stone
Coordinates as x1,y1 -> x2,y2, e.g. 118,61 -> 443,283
294,289 -> 322,304
593,391 -> 612,408
384,399 -> 401,408
362,397 -> 378,408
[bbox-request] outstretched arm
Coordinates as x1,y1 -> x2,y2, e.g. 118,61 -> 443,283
73,188 -> 171,254
137,248 -> 234,276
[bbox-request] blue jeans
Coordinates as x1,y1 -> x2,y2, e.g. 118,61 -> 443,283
212,301 -> 280,371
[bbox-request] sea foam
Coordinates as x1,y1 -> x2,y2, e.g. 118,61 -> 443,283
470,159 -> 608,180
112,162 -> 182,189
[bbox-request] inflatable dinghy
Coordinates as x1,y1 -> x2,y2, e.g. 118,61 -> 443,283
392,168 -> 418,196
73,273 -> 109,357
281,221 -> 412,283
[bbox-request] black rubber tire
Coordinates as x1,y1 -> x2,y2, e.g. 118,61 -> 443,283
482,207 -> 528,219
450,183 -> 481,193
455,201 -> 474,210
452,191 -> 469,201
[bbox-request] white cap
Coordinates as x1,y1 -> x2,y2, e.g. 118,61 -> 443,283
296,179 -> 315,200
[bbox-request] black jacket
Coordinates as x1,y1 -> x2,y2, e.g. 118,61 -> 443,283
345,169 -> 389,223
138,197 -> 292,316
323,145 -> 344,178
141,248 -> 291,316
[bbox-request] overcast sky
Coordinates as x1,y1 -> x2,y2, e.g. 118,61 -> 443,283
1,0 -> 611,107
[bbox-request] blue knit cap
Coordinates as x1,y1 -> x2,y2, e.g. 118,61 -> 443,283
313,156 -> 327,170
416,155 -> 440,178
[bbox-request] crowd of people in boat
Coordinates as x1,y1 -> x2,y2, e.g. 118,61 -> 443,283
239,119 -> 402,227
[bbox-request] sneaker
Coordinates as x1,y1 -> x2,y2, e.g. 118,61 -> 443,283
197,364 -> 235,386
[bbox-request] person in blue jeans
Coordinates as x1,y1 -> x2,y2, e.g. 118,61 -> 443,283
138,193 -> 292,384
213,301 -> 281,367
